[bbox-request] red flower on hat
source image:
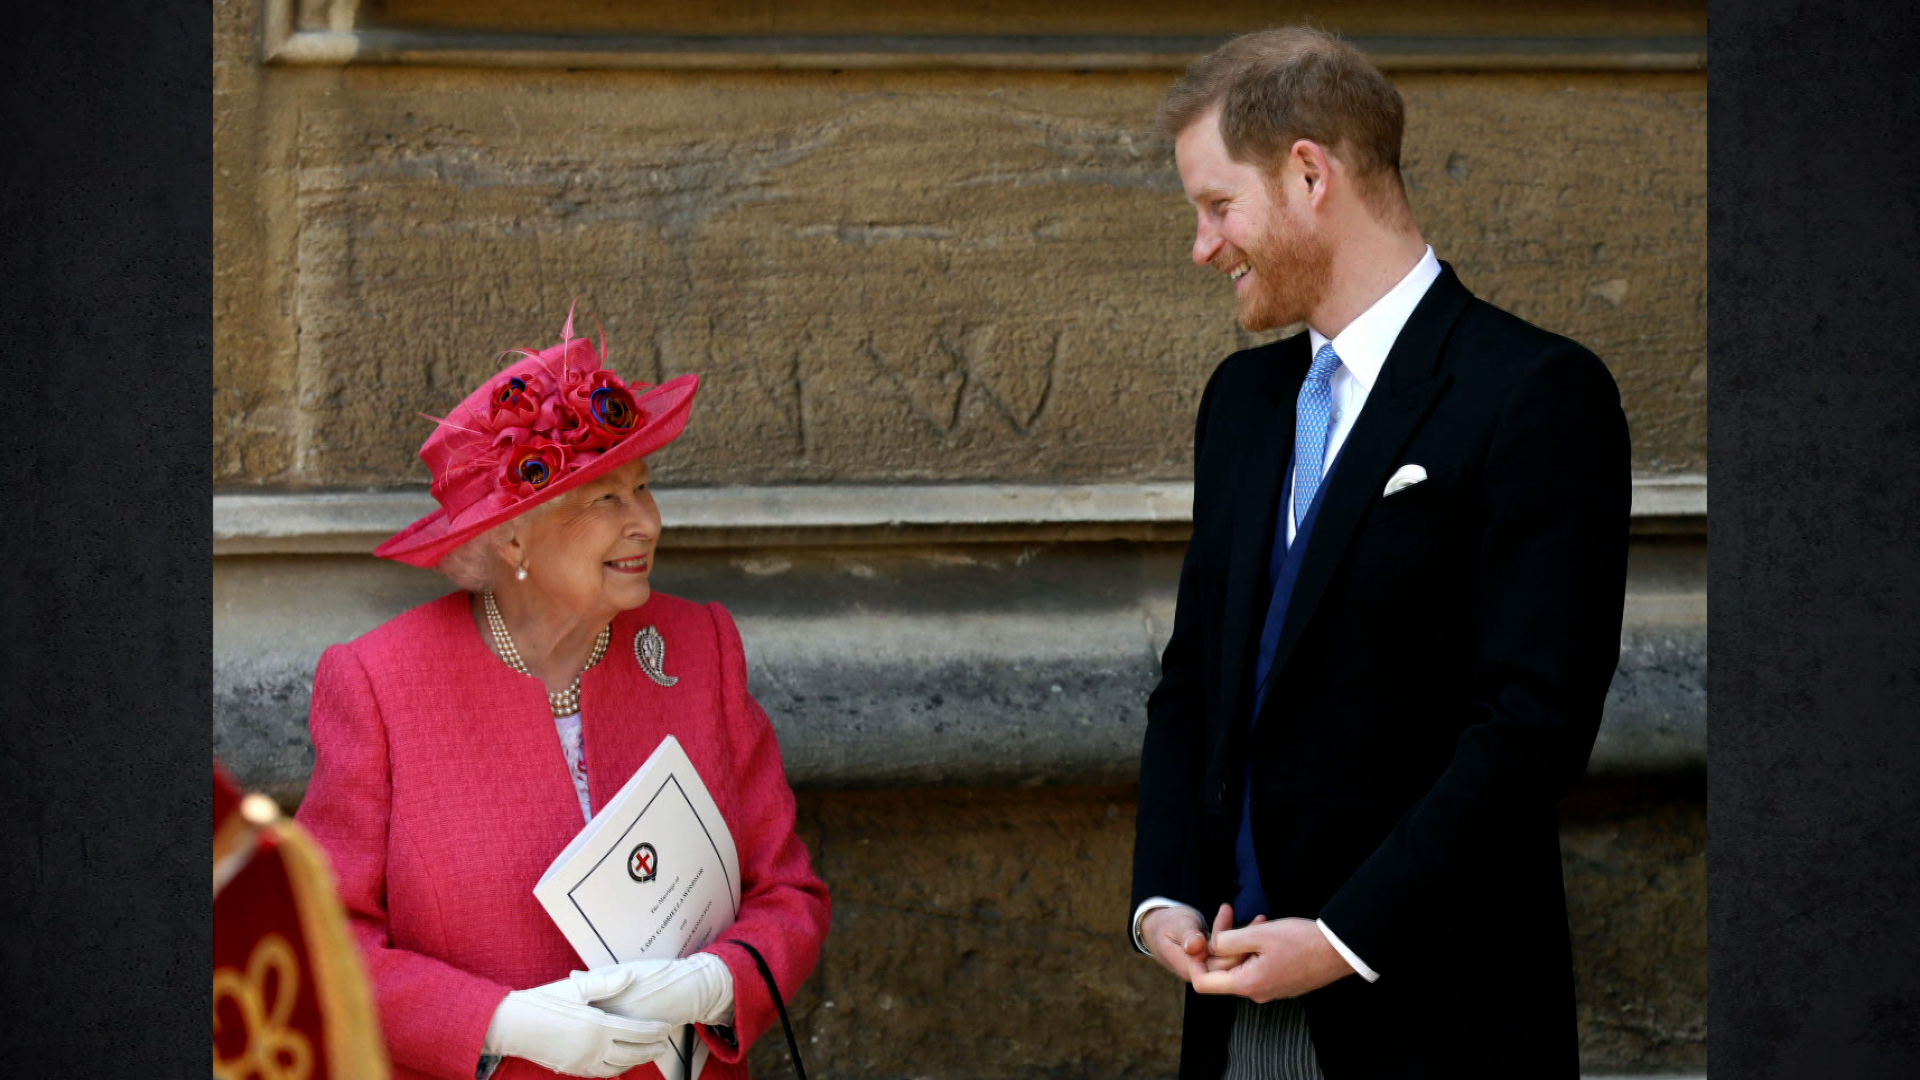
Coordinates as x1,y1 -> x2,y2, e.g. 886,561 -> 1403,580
560,370 -> 643,447
480,370 -> 561,444
421,317 -> 669,510
501,440 -> 571,497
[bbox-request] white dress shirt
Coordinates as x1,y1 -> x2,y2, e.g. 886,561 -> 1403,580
1287,245 -> 1442,544
1133,245 -> 1443,984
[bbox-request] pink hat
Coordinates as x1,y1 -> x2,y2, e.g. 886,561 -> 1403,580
374,309 -> 699,569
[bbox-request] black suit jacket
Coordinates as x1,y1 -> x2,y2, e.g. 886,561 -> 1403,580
1130,265 -> 1631,1079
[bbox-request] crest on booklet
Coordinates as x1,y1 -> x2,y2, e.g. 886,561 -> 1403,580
628,842 -> 659,883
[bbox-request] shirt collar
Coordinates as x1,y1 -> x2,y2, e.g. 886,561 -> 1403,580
1308,245 -> 1442,393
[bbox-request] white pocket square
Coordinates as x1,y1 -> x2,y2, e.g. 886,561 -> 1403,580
1383,464 -> 1427,496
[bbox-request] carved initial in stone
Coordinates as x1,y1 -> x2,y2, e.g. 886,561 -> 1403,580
864,323 -> 1060,440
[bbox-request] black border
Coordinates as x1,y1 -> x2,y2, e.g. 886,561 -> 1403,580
1710,0 -> 1920,1072
0,0 -> 211,1072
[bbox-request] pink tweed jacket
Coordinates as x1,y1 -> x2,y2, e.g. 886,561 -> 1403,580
296,591 -> 831,1080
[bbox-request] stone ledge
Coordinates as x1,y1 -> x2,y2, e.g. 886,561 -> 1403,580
258,0 -> 1707,74
213,476 -> 1705,555
268,32 -> 1708,72
216,607 -> 1703,806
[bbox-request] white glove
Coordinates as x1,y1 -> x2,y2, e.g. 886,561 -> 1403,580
483,987 -> 677,1078
538,953 -> 735,1029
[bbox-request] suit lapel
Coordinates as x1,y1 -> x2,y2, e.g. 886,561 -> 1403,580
1259,268 -> 1473,699
1214,337 -> 1309,744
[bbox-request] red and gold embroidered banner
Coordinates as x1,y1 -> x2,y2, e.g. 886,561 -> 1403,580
214,762 -> 388,1080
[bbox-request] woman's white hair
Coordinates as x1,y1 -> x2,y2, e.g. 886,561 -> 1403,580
435,522 -> 514,593
434,499 -> 561,593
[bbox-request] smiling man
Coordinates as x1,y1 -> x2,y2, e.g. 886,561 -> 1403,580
1128,28 -> 1632,1079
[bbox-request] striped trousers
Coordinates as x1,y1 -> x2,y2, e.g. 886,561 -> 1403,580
1220,997 -> 1325,1080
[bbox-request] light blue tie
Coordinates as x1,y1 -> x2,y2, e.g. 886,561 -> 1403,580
1292,342 -> 1344,535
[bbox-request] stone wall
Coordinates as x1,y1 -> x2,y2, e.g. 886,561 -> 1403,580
750,780 -> 1706,1080
217,1 -> 1706,487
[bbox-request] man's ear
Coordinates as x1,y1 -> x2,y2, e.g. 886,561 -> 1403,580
1291,139 -> 1332,208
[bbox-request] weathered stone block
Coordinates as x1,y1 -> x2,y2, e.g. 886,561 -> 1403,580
744,782 -> 1705,1079
1562,777 -> 1709,1071
218,0 -> 1704,487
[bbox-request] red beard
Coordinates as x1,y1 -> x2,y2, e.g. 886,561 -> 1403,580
1235,201 -> 1334,333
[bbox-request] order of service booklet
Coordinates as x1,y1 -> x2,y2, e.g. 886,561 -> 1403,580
534,734 -> 741,1080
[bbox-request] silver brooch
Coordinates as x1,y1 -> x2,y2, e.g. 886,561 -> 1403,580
634,626 -> 679,687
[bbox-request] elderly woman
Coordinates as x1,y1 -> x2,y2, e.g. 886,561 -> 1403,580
296,313 -> 830,1080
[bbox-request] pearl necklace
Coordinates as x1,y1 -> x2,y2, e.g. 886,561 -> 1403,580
482,590 -> 610,717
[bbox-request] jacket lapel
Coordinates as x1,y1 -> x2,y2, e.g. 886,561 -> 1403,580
580,612 -> 684,816
1214,337 -> 1309,746
443,594 -> 590,824
1258,267 -> 1473,701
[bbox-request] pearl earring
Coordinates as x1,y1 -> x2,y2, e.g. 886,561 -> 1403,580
516,562 -> 529,581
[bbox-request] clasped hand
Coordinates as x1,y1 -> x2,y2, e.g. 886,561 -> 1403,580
1141,904 -> 1352,1003
484,953 -> 734,1078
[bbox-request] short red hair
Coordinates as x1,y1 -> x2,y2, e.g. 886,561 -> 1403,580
1161,27 -> 1411,221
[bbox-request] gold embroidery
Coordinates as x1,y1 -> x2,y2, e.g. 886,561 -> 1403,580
214,933 -> 315,1080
